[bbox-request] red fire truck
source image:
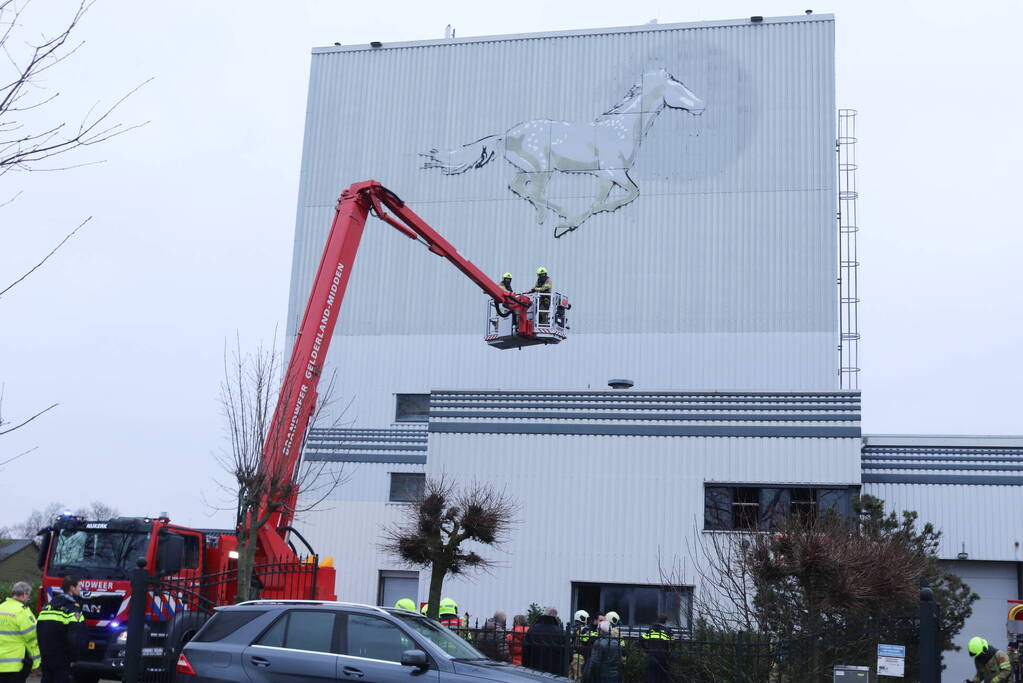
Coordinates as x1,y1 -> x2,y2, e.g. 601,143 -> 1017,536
34,180 -> 569,681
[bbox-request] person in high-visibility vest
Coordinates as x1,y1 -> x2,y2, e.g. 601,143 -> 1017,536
37,576 -> 85,683
499,273 -> 514,293
968,636 -> 1012,682
438,598 -> 461,629
569,610 -> 598,680
640,615 -> 674,683
0,581 -> 40,683
531,268 -> 553,326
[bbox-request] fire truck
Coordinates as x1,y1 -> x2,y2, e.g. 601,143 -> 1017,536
34,180 -> 569,681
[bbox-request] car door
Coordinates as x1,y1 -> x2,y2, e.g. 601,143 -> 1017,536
242,609 -> 341,683
338,612 -> 439,683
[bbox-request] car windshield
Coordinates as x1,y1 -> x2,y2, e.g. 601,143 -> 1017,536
391,613 -> 485,660
51,529 -> 150,574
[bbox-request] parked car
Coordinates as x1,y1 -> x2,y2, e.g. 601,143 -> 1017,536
176,600 -> 570,682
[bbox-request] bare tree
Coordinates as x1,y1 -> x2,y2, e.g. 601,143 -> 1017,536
1,0 -> 147,449
216,337 -> 347,602
3,500 -> 119,540
381,477 -> 517,620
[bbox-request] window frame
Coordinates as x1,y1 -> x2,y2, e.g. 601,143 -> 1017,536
703,484 -> 860,531
571,581 -> 693,629
394,393 -> 430,423
251,609 -> 342,655
339,611 -> 427,666
388,472 -> 425,503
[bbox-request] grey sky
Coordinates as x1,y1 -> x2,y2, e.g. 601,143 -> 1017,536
2,0 -> 1020,530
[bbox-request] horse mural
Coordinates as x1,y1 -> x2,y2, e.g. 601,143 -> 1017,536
420,68 -> 705,237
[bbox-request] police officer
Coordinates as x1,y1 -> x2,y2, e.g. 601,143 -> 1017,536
37,576 -> 85,683
393,598 -> 416,612
531,268 -> 552,325
438,598 -> 461,629
640,615 -> 673,683
967,636 -> 1012,682
0,581 -> 40,683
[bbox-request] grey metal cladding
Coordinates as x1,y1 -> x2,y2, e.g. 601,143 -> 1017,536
428,422 -> 860,438
429,410 -> 860,422
304,452 -> 427,465
862,473 -> 1023,486
288,16 -> 837,338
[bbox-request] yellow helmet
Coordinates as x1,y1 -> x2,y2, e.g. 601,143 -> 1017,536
394,598 -> 416,612
502,272 -> 512,279
968,637 -> 988,656
439,597 -> 458,616
536,267 -> 548,275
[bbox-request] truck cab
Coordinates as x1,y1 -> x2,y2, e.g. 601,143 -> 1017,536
37,514 -> 216,682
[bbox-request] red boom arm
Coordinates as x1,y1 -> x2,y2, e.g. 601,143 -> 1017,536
256,180 -> 531,561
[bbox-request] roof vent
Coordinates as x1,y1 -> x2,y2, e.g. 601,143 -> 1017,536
750,16 -> 763,23
608,379 -> 634,390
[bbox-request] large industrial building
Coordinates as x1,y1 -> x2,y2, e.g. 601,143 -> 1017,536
285,14 -> 1021,681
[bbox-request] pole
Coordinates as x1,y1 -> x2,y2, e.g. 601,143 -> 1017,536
918,580 -> 941,683
122,559 -> 149,683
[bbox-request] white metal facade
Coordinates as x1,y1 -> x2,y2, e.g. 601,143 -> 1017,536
287,14 -> 839,428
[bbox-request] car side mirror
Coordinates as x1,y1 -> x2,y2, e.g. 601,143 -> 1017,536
36,529 -> 52,570
400,650 -> 429,669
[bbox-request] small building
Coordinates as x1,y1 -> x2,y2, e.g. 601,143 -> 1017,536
0,539 -> 41,585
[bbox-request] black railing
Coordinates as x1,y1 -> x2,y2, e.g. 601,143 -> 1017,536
448,614 -> 924,683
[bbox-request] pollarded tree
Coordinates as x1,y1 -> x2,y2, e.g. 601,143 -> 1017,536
382,477 -> 517,620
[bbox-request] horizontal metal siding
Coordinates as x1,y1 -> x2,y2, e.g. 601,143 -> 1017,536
286,17 -> 838,417
863,483 -> 1023,562
424,432 -> 859,619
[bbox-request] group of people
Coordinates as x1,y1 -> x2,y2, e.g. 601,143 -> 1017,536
395,597 -> 674,683
498,268 -> 556,327
0,576 -> 84,683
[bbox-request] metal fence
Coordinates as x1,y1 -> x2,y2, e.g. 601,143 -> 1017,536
449,614 -> 924,683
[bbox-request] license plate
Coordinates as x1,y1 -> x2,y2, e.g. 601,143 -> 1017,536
88,642 -> 95,650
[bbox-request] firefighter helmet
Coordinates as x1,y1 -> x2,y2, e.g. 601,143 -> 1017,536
439,597 -> 458,616
502,272 -> 512,279
606,611 -> 621,626
968,637 -> 988,656
536,267 -> 548,275
573,609 -> 589,624
394,598 -> 416,612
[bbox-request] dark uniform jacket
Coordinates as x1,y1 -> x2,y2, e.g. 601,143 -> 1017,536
521,615 -> 566,676
37,593 -> 85,666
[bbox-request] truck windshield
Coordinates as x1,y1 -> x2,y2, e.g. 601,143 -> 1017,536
50,529 -> 150,574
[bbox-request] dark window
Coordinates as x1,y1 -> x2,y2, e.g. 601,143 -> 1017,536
731,487 -> 759,530
389,473 -> 425,503
704,485 -> 859,531
173,533 -> 201,569
344,613 -> 412,662
571,582 -> 691,629
255,611 -> 337,653
193,610 -> 266,643
395,394 -> 430,423
378,570 -> 418,607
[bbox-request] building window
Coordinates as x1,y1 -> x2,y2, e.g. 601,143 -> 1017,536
395,394 -> 429,423
571,582 -> 692,629
703,485 -> 858,531
377,570 -> 419,609
389,472 -> 425,502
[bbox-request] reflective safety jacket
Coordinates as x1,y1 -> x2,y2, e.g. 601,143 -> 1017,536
531,276 -> 552,293
0,597 -> 40,673
971,647 -> 1012,682
641,624 -> 673,667
37,592 -> 85,665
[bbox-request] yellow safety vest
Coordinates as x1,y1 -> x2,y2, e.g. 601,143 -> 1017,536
0,597 -> 40,673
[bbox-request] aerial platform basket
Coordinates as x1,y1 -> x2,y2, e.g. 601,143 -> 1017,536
485,291 -> 569,349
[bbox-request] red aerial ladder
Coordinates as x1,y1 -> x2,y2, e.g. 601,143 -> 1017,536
257,179 -> 569,563
34,181 -> 568,682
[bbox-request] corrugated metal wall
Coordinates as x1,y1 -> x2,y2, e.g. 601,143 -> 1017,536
287,15 -> 838,427
424,430 -> 860,619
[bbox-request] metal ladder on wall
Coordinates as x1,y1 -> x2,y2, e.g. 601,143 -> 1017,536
837,109 -> 861,390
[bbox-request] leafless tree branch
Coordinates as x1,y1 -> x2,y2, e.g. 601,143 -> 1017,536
0,215 -> 88,299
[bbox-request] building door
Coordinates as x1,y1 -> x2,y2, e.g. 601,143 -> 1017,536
378,570 -> 419,608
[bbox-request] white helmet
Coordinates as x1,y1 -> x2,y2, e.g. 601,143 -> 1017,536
573,609 -> 589,624
605,611 -> 621,626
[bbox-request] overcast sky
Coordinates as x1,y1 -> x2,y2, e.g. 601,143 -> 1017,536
1,0 -> 1020,531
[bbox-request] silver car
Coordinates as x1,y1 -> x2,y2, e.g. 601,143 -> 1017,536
177,600 -> 569,683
